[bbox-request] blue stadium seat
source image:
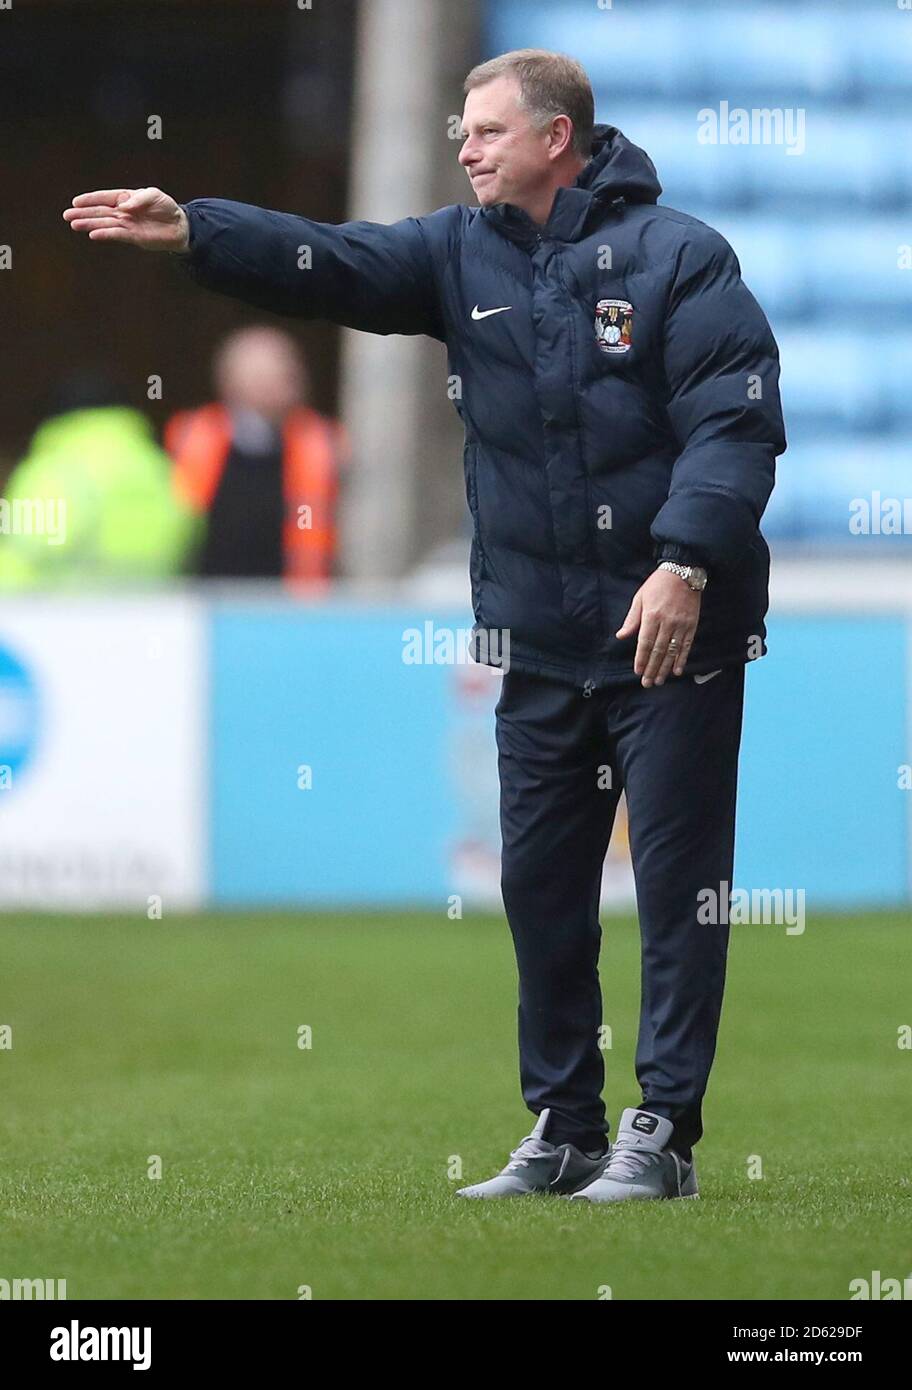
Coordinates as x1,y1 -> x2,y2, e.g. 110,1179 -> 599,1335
487,3 -> 696,96
745,113 -> 908,210
701,11 -> 851,98
709,219 -> 912,322
611,106 -> 907,211
778,329 -> 882,429
858,15 -> 912,96
882,333 -> 912,421
488,0 -> 912,544
709,218 -> 812,318
488,1 -> 907,99
810,223 -> 912,320
763,439 -> 912,542
608,104 -> 755,209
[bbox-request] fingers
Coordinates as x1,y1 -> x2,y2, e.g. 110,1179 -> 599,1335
651,632 -> 682,687
615,593 -> 641,641
632,606 -> 660,680
64,212 -> 124,230
64,205 -> 125,221
117,188 -> 158,212
641,625 -> 696,687
641,626 -> 675,686
86,228 -> 136,242
671,632 -> 695,678
69,189 -> 131,209
64,189 -> 157,232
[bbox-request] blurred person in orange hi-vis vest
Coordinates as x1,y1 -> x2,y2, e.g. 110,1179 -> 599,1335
166,326 -> 348,587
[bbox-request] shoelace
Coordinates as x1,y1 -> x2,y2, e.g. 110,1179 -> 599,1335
503,1134 -> 555,1172
600,1137 -> 664,1181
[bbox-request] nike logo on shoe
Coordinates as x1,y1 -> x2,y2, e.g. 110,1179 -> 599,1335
471,305 -> 512,320
568,1107 -> 699,1203
693,669 -> 723,684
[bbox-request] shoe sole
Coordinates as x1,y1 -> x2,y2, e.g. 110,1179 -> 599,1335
456,1175 -> 612,1200
568,1187 -> 701,1203
457,1148 -> 614,1201
456,1183 -> 603,1199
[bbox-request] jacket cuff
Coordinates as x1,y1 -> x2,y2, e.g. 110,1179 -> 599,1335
654,541 -> 710,574
168,204 -> 195,259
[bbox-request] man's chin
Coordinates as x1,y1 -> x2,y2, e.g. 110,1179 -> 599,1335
474,184 -> 501,207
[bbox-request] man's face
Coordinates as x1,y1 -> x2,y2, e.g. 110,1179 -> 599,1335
458,75 -> 554,210
217,333 -> 305,423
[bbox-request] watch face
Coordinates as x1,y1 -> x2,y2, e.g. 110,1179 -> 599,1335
689,567 -> 708,590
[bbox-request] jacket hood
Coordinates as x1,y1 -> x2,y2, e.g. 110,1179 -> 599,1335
576,124 -> 662,205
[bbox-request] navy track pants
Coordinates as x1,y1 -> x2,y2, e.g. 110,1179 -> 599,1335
495,662 -> 746,1157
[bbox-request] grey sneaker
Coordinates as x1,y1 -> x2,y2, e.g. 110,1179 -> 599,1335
455,1108 -> 610,1199
570,1108 -> 699,1203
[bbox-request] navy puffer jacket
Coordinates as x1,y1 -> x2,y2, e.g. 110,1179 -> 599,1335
178,123 -> 786,689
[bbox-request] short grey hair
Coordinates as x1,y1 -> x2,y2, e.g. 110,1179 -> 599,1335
463,48 -> 595,160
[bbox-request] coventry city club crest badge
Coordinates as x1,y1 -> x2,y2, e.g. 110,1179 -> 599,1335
595,298 -> 634,354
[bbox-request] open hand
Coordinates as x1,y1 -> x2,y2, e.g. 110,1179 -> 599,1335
63,187 -> 189,252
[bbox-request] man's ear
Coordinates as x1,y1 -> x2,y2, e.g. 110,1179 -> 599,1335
549,115 -> 575,160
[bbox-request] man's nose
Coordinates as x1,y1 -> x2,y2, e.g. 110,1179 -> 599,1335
458,140 -> 479,169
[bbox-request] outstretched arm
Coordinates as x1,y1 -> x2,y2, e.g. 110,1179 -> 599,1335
64,187 -> 446,340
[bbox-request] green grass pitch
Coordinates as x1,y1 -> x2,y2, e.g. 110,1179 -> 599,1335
0,910 -> 909,1300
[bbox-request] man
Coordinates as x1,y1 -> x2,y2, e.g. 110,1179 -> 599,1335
166,326 -> 347,585
64,47 -> 786,1203
0,368 -> 198,588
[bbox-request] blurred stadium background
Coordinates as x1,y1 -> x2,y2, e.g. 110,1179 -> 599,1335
1,0 -> 911,1305
0,0 -> 909,913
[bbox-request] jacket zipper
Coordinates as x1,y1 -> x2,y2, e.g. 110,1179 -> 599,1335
536,223 -> 594,701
